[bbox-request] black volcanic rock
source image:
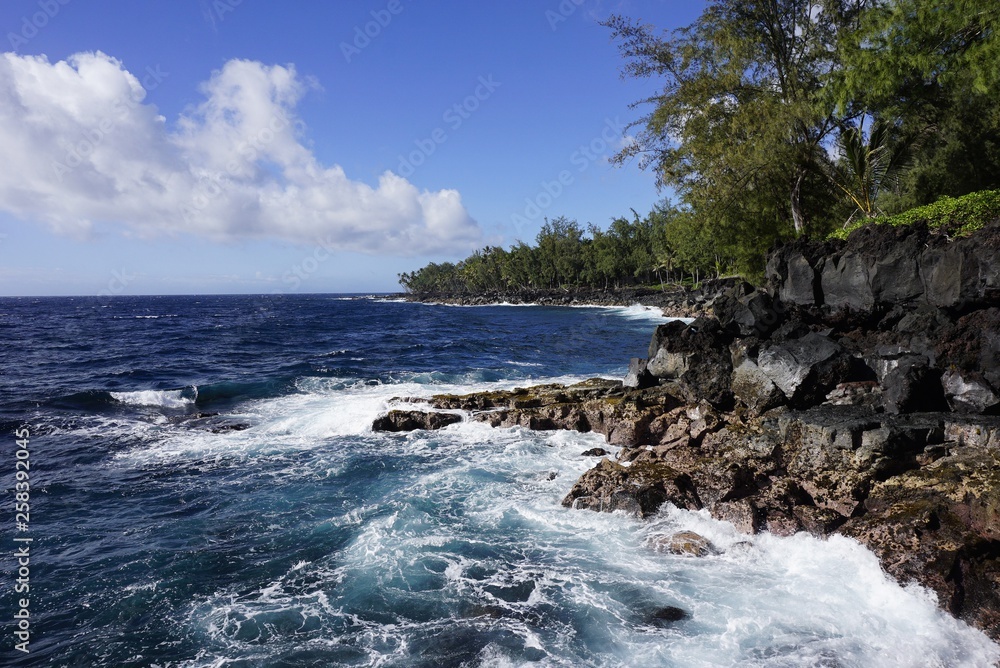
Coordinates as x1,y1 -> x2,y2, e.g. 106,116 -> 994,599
647,317 -> 734,406
623,357 -> 657,389
756,332 -> 855,407
714,281 -> 784,336
372,410 -> 462,432
731,359 -> 786,415
822,252 -> 875,312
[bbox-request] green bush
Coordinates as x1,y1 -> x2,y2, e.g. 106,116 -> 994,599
828,189 -> 1000,241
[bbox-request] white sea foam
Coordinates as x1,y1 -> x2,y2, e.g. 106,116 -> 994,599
111,374 -> 593,467
178,409 -> 999,666
100,374 -> 1000,666
110,388 -> 196,409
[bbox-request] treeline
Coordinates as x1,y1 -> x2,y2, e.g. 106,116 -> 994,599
398,211 -> 723,294
402,0 -> 1000,292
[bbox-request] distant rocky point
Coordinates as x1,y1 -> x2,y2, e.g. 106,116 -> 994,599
392,283 -> 739,320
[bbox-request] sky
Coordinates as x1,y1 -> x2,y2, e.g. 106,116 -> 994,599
0,0 -> 704,296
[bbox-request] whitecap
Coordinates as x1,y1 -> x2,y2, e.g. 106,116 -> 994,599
110,388 -> 196,409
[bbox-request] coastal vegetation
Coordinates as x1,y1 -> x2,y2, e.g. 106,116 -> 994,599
401,0 -> 1000,294
828,188 -> 1000,240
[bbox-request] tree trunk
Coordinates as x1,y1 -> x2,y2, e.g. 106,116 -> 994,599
791,168 -> 807,236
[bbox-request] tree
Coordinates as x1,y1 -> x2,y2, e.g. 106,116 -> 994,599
399,208 -> 695,293
603,1 -> 868,242
838,0 -> 1000,210
535,217 -> 586,288
826,117 -> 911,223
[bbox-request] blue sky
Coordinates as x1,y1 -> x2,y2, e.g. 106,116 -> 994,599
0,0 -> 702,296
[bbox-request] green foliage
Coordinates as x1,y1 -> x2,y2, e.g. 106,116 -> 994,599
839,0 -> 1000,107
603,1 -> 865,238
826,117 -> 912,223
828,189 -> 1000,240
593,0 -> 999,273
837,0 -> 1000,212
405,2 -> 1000,290
398,206 -> 733,294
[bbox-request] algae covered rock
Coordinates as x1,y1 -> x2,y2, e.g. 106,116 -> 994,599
646,530 -> 719,557
561,457 -> 701,517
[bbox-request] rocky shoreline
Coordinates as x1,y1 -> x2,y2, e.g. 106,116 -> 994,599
391,281 -> 743,319
375,221 -> 1000,639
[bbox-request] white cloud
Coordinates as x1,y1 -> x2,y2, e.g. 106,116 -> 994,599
0,51 -> 483,255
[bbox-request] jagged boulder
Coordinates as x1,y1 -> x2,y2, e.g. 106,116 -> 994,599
942,370 -> 1000,414
647,317 -> 734,406
714,282 -> 783,336
822,252 -> 875,312
869,351 -> 945,414
871,238 -> 927,304
767,247 -> 821,306
756,332 -> 856,407
921,242 -> 981,309
623,357 -> 657,389
731,359 -> 786,414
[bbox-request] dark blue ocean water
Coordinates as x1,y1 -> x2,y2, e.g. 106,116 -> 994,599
1,295 -> 996,667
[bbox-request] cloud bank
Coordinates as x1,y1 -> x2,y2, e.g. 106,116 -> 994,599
0,52 -> 482,254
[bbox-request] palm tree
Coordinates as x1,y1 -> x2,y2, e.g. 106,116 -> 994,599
828,118 -> 911,225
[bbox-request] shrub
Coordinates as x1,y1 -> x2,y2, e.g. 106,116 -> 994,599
828,189 -> 1000,241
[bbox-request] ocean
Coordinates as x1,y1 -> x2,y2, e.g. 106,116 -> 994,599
1,294 -> 998,667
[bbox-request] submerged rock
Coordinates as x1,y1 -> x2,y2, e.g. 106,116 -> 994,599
647,606 -> 689,625
647,530 -> 719,557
